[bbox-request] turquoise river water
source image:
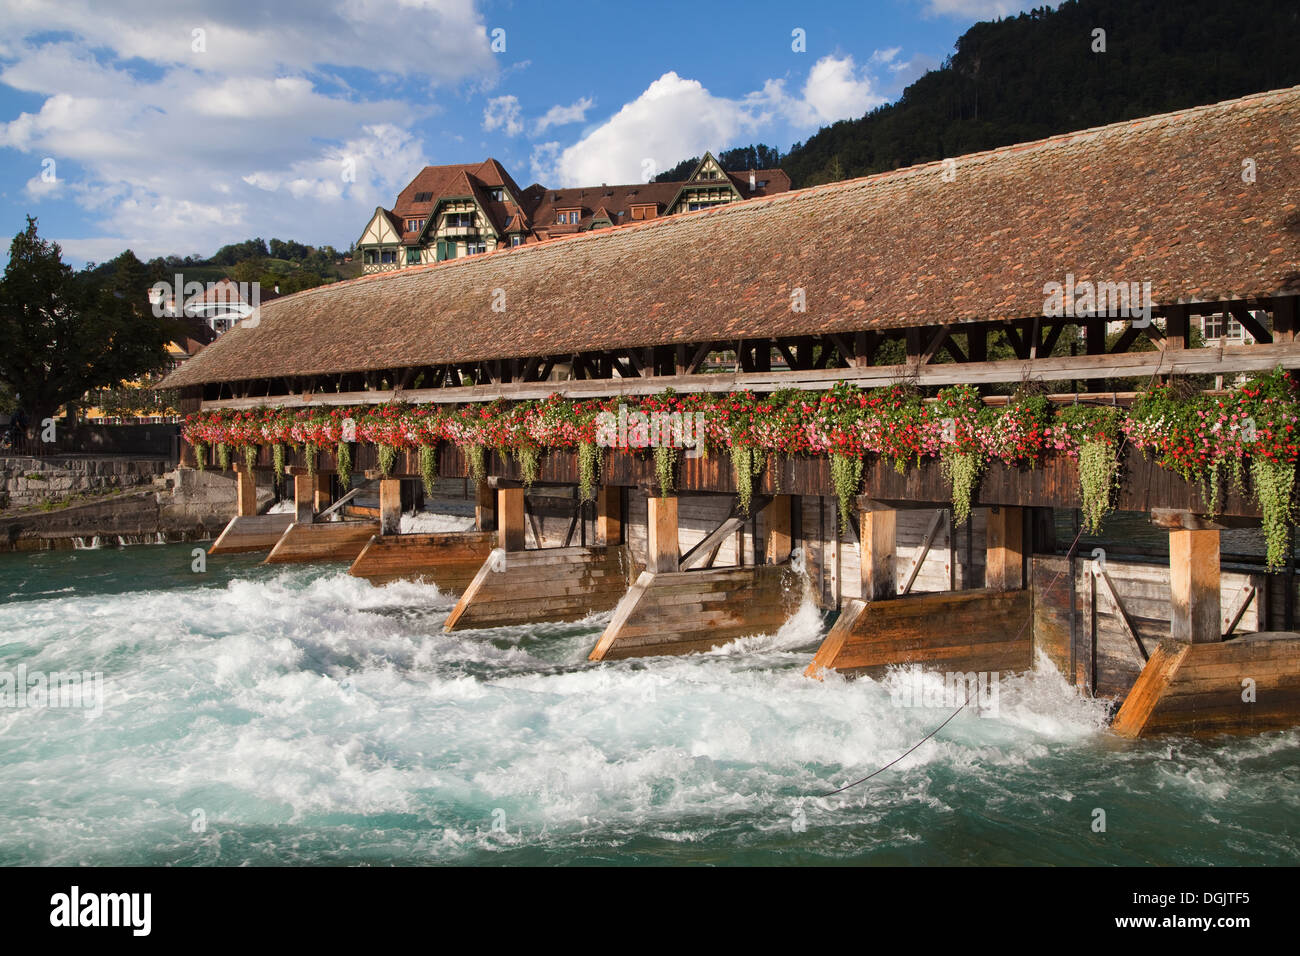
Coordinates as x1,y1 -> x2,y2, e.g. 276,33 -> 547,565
0,541 -> 1296,866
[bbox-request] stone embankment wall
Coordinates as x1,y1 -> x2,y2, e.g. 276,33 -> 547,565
0,465 -> 272,551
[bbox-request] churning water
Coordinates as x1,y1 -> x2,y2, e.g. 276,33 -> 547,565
0,542 -> 1296,866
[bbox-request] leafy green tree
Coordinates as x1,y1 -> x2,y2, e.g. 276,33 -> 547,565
0,218 -> 181,432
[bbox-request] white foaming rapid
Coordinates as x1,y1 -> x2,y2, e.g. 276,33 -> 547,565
400,511 -> 476,534
0,555 -> 1294,867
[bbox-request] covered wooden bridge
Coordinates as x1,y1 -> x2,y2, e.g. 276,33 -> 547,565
163,86 -> 1300,737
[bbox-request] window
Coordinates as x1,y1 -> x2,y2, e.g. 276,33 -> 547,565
630,204 -> 656,220
489,188 -> 504,202
405,218 -> 425,232
446,212 -> 476,230
406,247 -> 420,264
466,242 -> 486,255
413,191 -> 433,202
1202,313 -> 1244,342
510,235 -> 523,247
380,249 -> 397,264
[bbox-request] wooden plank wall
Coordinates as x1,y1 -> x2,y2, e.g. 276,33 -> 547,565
1033,554 -> 1273,698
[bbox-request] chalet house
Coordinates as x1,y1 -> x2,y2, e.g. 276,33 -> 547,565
355,153 -> 790,274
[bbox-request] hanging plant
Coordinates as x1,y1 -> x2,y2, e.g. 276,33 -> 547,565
419,444 -> 439,498
940,447 -> 984,527
578,440 -> 599,502
242,443 -> 258,475
654,444 -> 676,497
377,443 -> 397,478
467,444 -> 486,483
1057,405 -> 1121,534
515,444 -> 541,488
305,442 -> 317,477
336,440 -> 353,490
194,440 -> 207,472
730,444 -> 764,514
1253,457 -> 1295,572
216,442 -> 231,472
1076,441 -> 1119,534
272,443 -> 286,483
830,452 -> 863,532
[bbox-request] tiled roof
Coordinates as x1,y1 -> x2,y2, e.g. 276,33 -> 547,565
165,87 -> 1300,389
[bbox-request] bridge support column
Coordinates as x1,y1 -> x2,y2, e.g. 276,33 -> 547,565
498,487 -> 525,550
314,474 -> 332,513
476,481 -> 496,532
647,495 -> 679,573
235,463 -> 257,517
1170,528 -> 1221,643
293,472 -> 315,524
860,501 -> 897,600
379,478 -> 402,535
596,486 -> 622,546
986,506 -> 1024,591
766,494 -> 792,564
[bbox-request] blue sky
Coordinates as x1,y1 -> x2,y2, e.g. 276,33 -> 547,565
0,0 -> 1041,266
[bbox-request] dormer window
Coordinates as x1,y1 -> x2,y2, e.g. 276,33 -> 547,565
557,209 -> 580,225
405,218 -> 426,232
413,192 -> 433,203
510,235 -> 523,247
489,188 -> 504,202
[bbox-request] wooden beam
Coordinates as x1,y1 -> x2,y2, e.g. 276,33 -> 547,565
235,463 -> 257,517
986,506 -> 1024,591
595,485 -> 621,546
379,478 -> 402,535
201,339 -> 1300,410
475,480 -> 496,532
1170,528 -> 1221,643
859,504 -> 896,600
647,495 -> 679,573
766,494 -> 792,564
498,487 -> 525,551
294,473 -> 315,524
1229,304 -> 1273,344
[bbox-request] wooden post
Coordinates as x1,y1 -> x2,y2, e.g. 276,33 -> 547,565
647,495 -> 679,573
314,474 -> 332,513
986,506 -> 1024,591
293,473 -> 315,524
498,487 -> 525,551
1170,528 -> 1221,643
860,503 -> 897,600
596,486 -> 622,546
766,494 -> 792,564
235,463 -> 257,517
476,481 -> 496,532
379,478 -> 402,536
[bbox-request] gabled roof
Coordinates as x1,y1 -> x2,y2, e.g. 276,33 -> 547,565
164,87 -> 1300,389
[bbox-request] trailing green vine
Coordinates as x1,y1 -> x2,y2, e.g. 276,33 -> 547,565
654,444 -> 676,497
940,448 -> 984,527
419,444 -> 439,497
272,443 -> 286,483
336,440 -> 352,490
1253,457 -> 1295,571
216,442 -> 231,472
578,440 -> 599,503
305,442 -> 317,477
730,444 -> 765,514
242,443 -> 258,475
194,440 -> 207,472
377,443 -> 397,478
830,452 -> 863,532
467,444 -> 486,483
515,444 -> 541,488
